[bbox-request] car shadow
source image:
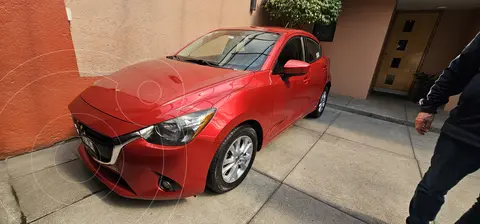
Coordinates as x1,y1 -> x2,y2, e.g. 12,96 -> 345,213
55,159 -> 189,207
60,160 -> 197,206
57,159 -> 394,223
99,187 -> 227,209
99,190 -> 188,209
48,159 -> 104,193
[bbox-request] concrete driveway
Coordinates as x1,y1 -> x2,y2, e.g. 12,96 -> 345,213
1,107 -> 478,223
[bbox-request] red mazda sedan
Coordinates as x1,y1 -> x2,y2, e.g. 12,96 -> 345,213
69,26 -> 331,200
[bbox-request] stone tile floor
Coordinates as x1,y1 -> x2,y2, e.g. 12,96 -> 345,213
0,106 -> 477,224
328,93 -> 449,132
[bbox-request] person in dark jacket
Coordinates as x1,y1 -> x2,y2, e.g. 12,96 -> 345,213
407,31 -> 480,224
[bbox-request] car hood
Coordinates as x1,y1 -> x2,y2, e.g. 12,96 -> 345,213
80,59 -> 252,126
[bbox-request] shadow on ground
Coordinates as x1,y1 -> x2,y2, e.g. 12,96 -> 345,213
58,158 -> 392,224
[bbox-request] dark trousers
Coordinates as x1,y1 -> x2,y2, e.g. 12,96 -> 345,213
407,133 -> 480,224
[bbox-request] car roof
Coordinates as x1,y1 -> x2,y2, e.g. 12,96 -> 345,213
217,26 -> 311,35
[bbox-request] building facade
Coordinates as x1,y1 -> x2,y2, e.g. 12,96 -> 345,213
1,0 -> 479,158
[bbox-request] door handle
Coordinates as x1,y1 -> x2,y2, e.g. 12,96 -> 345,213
303,77 -> 310,84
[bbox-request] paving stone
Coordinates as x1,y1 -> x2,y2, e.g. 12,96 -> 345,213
0,160 -> 8,182
250,184 -> 364,224
33,170 -> 279,224
436,176 -> 480,224
285,134 -> 421,224
347,95 -> 407,121
69,140 -> 81,159
11,160 -> 104,222
326,112 -> 414,158
295,107 -> 340,134
409,127 -> 439,163
254,126 -> 321,181
328,94 -> 352,106
0,182 -> 23,224
6,139 -> 80,178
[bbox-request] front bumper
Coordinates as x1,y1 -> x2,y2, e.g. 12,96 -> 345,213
78,135 -> 219,200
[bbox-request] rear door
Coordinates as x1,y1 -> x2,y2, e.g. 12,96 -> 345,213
303,36 -> 327,110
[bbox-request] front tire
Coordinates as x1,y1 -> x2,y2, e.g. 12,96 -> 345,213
206,125 -> 258,193
308,86 -> 329,118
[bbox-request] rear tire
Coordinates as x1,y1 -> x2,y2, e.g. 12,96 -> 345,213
308,86 -> 329,118
206,125 -> 257,193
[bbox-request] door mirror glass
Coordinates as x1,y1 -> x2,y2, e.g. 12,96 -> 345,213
283,60 -> 310,76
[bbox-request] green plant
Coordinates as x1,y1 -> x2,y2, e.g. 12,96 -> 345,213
409,72 -> 439,103
264,0 -> 342,28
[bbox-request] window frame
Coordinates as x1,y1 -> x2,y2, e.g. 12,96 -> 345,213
302,37 -> 323,63
271,36 -> 306,74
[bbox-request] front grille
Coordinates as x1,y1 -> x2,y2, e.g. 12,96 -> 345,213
72,117 -> 115,163
80,124 -> 115,163
72,117 -> 140,164
83,125 -> 114,144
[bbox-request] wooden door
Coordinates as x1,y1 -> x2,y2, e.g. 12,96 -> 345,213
373,12 -> 439,95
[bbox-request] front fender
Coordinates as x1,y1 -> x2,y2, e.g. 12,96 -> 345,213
209,83 -> 273,146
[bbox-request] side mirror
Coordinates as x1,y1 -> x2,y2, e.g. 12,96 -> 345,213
283,60 -> 310,76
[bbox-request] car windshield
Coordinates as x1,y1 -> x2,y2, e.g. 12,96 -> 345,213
175,30 -> 279,71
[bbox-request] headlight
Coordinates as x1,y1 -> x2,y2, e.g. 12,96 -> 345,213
139,108 -> 216,146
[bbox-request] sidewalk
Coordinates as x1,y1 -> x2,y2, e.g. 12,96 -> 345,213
328,93 -> 449,133
0,105 -> 477,224
0,159 -> 23,224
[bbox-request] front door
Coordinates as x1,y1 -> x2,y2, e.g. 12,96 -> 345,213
269,36 -> 311,136
373,12 -> 439,95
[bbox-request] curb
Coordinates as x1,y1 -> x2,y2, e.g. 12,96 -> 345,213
327,103 -> 441,134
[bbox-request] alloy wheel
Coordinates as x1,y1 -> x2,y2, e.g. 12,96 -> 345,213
221,136 -> 253,183
318,90 -> 328,113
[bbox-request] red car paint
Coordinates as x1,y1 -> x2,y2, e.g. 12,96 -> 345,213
69,26 -> 331,200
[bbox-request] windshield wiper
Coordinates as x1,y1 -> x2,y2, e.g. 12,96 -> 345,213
168,56 -> 229,69
166,55 -> 181,60
183,58 -> 220,67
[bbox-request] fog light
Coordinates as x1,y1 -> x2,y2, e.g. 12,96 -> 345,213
160,179 -> 173,191
158,175 -> 181,192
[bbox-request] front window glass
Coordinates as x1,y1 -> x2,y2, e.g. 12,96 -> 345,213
176,30 -> 279,71
273,37 -> 304,74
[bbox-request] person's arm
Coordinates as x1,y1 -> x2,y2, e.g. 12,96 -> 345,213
420,32 -> 480,114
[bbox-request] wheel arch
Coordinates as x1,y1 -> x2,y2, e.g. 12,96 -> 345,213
238,120 -> 263,151
213,112 -> 266,152
325,81 -> 331,90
